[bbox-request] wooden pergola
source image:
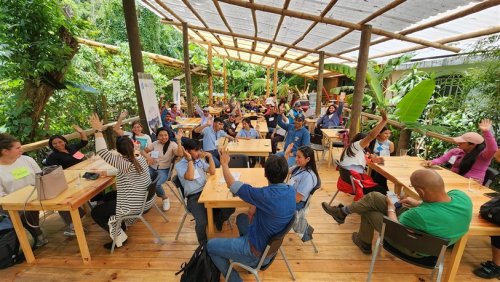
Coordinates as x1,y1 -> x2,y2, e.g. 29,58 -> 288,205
127,0 -> 499,132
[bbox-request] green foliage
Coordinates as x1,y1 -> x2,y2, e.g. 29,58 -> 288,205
395,79 -> 436,123
0,0 -> 80,81
324,64 -> 356,80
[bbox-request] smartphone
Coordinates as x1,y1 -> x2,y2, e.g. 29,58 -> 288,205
484,192 -> 500,198
82,172 -> 99,180
387,191 -> 401,209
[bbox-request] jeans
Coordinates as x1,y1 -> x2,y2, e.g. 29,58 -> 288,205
207,150 -> 221,168
207,214 -> 271,282
186,192 -> 208,244
276,151 -> 296,167
148,167 -> 170,197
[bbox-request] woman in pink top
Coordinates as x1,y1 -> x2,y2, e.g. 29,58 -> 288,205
423,119 -> 497,184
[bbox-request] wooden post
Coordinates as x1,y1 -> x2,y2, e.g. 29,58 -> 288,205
273,59 -> 278,96
122,0 -> 147,130
316,51 -> 324,116
208,43 -> 213,106
265,67 -> 270,98
349,25 -> 372,137
223,59 -> 227,101
182,22 -> 193,116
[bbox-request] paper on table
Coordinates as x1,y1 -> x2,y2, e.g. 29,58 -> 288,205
218,172 -> 241,183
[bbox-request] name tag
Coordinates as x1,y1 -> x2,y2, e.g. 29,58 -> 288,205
231,124 -> 236,129
294,136 -> 300,142
449,155 -> 457,164
193,168 -> 201,180
269,117 -> 274,121
287,177 -> 295,186
150,151 -> 160,159
11,167 -> 30,180
73,151 -> 85,160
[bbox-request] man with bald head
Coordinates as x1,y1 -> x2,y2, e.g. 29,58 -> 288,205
322,169 -> 472,255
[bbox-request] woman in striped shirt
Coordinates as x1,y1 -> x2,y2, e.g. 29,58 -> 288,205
89,113 -> 153,249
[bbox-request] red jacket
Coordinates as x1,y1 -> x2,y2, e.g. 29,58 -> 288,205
337,169 -> 379,201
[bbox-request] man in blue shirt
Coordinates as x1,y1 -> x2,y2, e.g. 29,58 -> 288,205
194,117 -> 235,168
276,110 -> 311,166
175,138 -> 234,243
207,150 -> 296,282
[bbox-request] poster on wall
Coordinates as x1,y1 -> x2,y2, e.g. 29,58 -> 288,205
138,72 -> 161,135
173,79 -> 181,106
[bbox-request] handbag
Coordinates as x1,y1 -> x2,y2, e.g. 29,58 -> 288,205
35,165 -> 68,200
480,197 -> 500,226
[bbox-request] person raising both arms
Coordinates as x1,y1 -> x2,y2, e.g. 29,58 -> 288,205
113,110 -> 152,152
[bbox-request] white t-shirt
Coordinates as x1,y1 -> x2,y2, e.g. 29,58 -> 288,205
0,155 -> 42,197
147,141 -> 179,169
339,141 -> 366,172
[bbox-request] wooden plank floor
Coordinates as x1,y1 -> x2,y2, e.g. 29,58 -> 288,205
1,156 -> 491,281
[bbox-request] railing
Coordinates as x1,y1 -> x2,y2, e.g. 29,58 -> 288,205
21,117 -> 140,153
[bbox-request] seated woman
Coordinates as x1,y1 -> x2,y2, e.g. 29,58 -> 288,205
89,113 -> 154,249
113,110 -> 152,152
0,133 -> 47,247
45,125 -> 88,236
284,145 -> 319,210
143,127 -> 183,211
368,126 -> 395,189
315,101 -> 344,133
236,117 -> 260,167
422,119 -> 497,184
338,109 -> 388,193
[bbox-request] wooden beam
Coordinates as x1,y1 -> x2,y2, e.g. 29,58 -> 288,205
249,0 -> 258,51
122,0 -> 148,131
368,26 -> 500,60
264,0 -> 291,54
223,59 -> 227,101
316,51 -> 325,116
162,21 -> 357,62
337,0 -> 499,55
273,59 -> 279,96
265,67 -> 270,98
208,43 -> 213,106
182,0 -> 227,49
182,22 -> 193,116
278,0 -> 339,58
349,25 -> 372,137
218,0 -> 461,53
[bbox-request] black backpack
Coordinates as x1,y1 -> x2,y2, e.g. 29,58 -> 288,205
0,214 -> 36,269
176,242 -> 220,282
480,197 -> 500,226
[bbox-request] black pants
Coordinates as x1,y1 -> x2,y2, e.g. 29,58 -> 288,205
371,171 -> 389,190
270,134 -> 285,154
91,191 -> 118,232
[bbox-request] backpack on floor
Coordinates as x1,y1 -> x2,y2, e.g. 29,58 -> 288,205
176,242 -> 220,282
480,197 -> 500,226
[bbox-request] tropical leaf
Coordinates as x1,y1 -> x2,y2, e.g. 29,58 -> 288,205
324,63 -> 356,80
366,68 -> 386,107
395,79 -> 436,123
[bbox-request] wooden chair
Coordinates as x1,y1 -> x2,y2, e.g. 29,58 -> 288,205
226,214 -> 297,282
367,216 -> 450,282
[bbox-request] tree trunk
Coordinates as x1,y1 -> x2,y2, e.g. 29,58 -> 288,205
20,27 -> 79,141
397,128 -> 412,155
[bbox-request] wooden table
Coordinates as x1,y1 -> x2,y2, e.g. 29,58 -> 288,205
218,138 -> 272,157
368,156 -> 499,282
235,119 -> 268,139
320,128 -> 343,168
209,108 -> 222,117
198,168 -> 268,238
0,158 -> 116,264
175,117 -> 201,138
305,118 -> 317,134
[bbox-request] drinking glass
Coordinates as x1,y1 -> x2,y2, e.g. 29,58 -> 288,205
87,152 -> 95,162
400,149 -> 409,167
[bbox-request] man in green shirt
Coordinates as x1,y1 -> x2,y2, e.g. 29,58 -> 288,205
322,169 -> 473,255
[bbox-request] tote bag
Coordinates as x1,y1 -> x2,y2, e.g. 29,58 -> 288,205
35,165 -> 68,200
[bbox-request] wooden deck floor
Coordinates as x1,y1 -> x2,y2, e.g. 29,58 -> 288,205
1,158 -> 491,281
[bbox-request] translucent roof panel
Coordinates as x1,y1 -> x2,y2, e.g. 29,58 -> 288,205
141,0 -> 500,77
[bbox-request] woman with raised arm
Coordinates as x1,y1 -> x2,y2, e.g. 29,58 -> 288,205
89,113 -> 153,249
113,110 -> 152,152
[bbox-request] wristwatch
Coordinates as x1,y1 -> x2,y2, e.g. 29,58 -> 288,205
387,208 -> 396,213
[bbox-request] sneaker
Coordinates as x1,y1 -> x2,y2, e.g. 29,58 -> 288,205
36,235 -> 48,248
321,202 -> 346,224
63,225 -> 88,236
162,198 -> 171,211
474,261 -> 500,279
352,232 -> 372,255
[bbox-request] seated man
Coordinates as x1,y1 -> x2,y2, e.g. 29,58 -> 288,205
175,139 -> 233,244
207,150 -> 296,282
169,103 -> 184,120
194,117 -> 236,168
276,109 -> 310,166
223,113 -> 239,138
321,169 -> 472,255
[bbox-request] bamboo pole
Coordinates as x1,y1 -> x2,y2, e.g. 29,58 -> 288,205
273,59 -> 279,96
223,59 -> 227,101
218,0 -> 460,53
182,22 -> 194,116
349,25 -> 372,137
316,51 -> 325,116
266,67 -> 270,98
264,0 -> 292,54
208,43 -> 213,106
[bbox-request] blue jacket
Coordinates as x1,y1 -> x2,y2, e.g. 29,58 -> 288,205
317,102 -> 344,129
277,115 -> 310,154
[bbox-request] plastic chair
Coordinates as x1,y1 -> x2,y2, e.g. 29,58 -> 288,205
226,214 -> 297,282
483,167 -> 499,187
328,159 -> 357,205
228,154 -> 250,168
110,179 -> 165,253
367,216 -> 450,282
